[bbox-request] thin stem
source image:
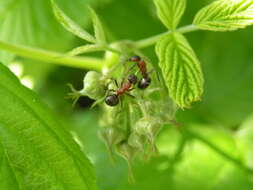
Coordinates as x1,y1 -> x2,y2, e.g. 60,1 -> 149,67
104,46 -> 121,54
0,25 -> 199,70
172,136 -> 187,161
0,40 -> 104,71
135,24 -> 199,49
185,128 -> 253,174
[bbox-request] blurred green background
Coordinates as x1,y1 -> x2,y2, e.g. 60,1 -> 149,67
1,0 -> 253,189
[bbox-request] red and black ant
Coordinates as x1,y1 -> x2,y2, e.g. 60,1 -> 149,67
128,56 -> 152,89
105,74 -> 138,107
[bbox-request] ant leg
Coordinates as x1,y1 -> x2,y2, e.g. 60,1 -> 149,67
147,68 -> 155,75
90,90 -> 115,109
125,93 -> 135,99
114,79 -> 119,88
128,88 -> 135,92
108,89 -> 115,93
90,95 -> 108,109
115,97 -> 123,116
128,63 -> 137,72
107,77 -> 118,88
120,79 -> 124,87
148,68 -> 161,82
90,88 -> 116,109
121,63 -> 138,84
120,97 -> 123,110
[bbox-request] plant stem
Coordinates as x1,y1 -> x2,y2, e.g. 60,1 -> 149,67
105,46 -> 121,54
0,25 -> 199,71
185,128 -> 253,174
172,136 -> 187,162
0,40 -> 104,71
135,24 -> 199,49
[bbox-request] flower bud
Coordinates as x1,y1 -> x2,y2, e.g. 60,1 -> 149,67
99,127 -> 127,163
134,117 -> 161,136
116,142 -> 137,162
128,132 -> 146,150
134,116 -> 162,148
81,71 -> 106,100
67,71 -> 106,105
99,127 -> 127,150
116,142 -> 137,183
99,105 -> 125,129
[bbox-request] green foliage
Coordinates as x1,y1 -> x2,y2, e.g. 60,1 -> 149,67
194,0 -> 253,31
156,32 -> 204,108
0,63 -> 98,189
0,0 -> 96,63
51,0 -> 116,56
154,0 -> 187,30
0,0 -> 253,189
237,114 -> 253,167
51,0 -> 96,43
180,30 -> 253,126
89,7 -> 107,44
68,45 -> 106,56
0,0 -> 110,90
168,125 -> 253,190
72,111 -> 253,190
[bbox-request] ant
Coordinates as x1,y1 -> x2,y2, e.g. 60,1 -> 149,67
128,56 -> 152,89
105,74 -> 138,107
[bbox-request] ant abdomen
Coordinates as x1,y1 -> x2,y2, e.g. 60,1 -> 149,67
128,74 -> 138,85
138,77 -> 151,89
105,94 -> 119,106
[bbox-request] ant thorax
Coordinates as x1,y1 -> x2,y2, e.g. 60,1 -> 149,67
116,82 -> 132,95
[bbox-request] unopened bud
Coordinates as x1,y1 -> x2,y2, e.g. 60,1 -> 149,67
67,71 -> 106,105
82,71 -> 106,100
99,127 -> 127,150
128,132 -> 146,150
134,117 -> 162,150
116,142 -> 137,183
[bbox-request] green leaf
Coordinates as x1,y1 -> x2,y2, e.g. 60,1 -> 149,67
172,125 -> 253,190
89,7 -> 107,44
68,44 -> 105,56
72,111 -> 253,190
237,114 -> 253,166
154,0 -> 187,30
155,32 -> 204,108
0,0 -> 95,63
193,0 -> 253,31
182,30 -> 253,126
0,63 -> 98,190
51,0 -> 96,43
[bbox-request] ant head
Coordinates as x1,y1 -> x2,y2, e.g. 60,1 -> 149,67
128,74 -> 138,84
129,55 -> 141,62
105,94 -> 119,106
138,77 -> 151,89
